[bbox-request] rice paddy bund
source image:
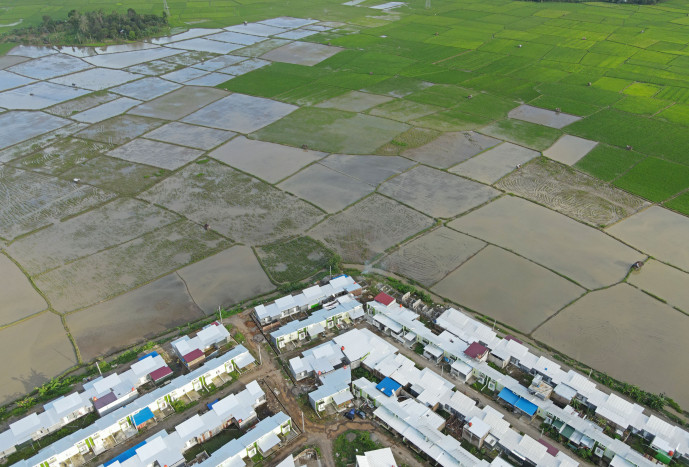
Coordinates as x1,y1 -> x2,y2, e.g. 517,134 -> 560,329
2,0 -> 689,407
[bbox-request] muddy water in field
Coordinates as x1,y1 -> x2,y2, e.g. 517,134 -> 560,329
67,273 -> 205,362
433,246 -> 585,332
534,283 -> 689,408
0,254 -> 47,325
628,259 -> 689,313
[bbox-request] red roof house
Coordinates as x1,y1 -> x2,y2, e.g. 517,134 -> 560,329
464,342 -> 489,361
374,292 -> 395,307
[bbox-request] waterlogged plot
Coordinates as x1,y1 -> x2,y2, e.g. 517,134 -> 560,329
276,29 -> 318,40
152,28 -> 224,45
533,284 -> 689,408
167,38 -> 243,55
316,90 -> 393,112
378,227 -> 485,287
0,166 -> 115,240
310,194 -> 434,263
225,22 -> 289,37
46,92 -> 118,117
449,196 -> 642,289
75,115 -> 165,144
128,86 -> 228,121
0,122 -> 87,164
218,58 -> 270,76
8,54 -> 90,80
254,107 -> 409,154
256,236 -> 334,283
402,131 -> 500,168
261,42 -> 344,66
108,138 -> 204,170
160,67 -> 210,83
62,156 -> 170,196
8,198 -> 179,275
0,111 -> 70,150
140,160 -> 324,244
279,164 -> 375,213
209,136 -> 325,183
259,17 -> 318,29
111,77 -> 181,100
193,55 -> 246,71
607,206 -> 689,272
12,138 -> 113,175
145,122 -> 235,150
126,59 -> 180,76
72,97 -> 141,123
0,70 -> 34,91
177,246 -> 275,314
543,135 -> 598,166
7,45 -> 56,58
207,31 -> 265,46
319,154 -> 415,185
433,246 -> 584,333
0,55 -> 30,69
184,93 -> 297,133
379,166 -> 500,218
0,82 -> 89,109
163,51 -> 218,67
480,119 -> 562,151
50,68 -> 141,91
185,73 -> 233,87
68,274 -> 204,362
0,254 -> 47,325
34,220 -> 232,313
84,47 -> 181,69
451,142 -> 539,184
628,260 -> 689,313
508,105 -> 581,129
0,313 -> 76,405
497,158 -> 648,227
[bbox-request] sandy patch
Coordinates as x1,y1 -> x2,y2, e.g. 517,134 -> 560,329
496,158 -> 649,227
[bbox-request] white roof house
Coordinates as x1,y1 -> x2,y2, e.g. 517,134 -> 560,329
254,275 -> 361,324
171,322 -> 230,362
356,448 -> 397,467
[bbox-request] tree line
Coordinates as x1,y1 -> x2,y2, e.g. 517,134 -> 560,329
1,8 -> 169,45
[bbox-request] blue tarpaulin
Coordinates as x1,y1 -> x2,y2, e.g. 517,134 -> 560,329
131,407 -> 155,427
515,398 -> 538,416
103,441 -> 147,466
207,399 -> 219,410
138,351 -> 159,361
376,377 -> 402,397
498,388 -> 519,405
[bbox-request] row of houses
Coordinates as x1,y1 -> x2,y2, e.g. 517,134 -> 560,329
171,322 -> 231,370
100,381 -> 267,467
368,295 -> 688,466
12,345 -> 256,467
0,353 -> 171,459
355,376 -> 579,467
254,275 -> 361,326
269,295 -> 365,350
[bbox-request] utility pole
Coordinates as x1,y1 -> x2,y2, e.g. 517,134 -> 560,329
96,361 -> 102,376
218,306 -> 222,326
301,410 -> 305,432
258,346 -> 262,365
